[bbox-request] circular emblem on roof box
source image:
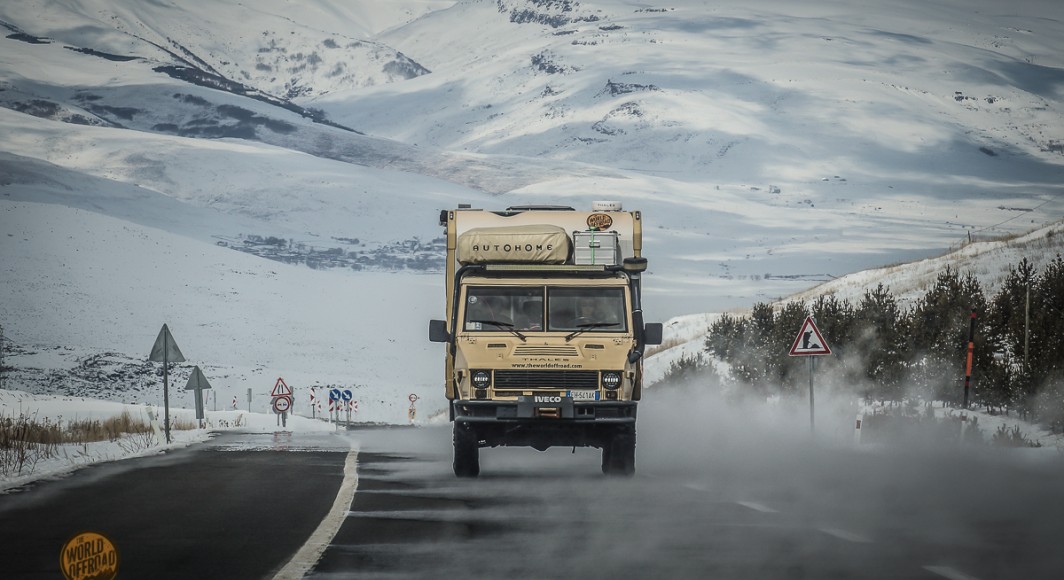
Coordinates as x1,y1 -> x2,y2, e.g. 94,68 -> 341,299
586,213 -> 613,231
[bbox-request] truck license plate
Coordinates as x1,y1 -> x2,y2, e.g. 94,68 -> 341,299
568,390 -> 599,401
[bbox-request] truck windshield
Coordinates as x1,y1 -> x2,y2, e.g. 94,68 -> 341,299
547,287 -> 626,332
463,286 -> 627,333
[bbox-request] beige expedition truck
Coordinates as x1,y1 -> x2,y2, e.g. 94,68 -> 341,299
428,203 -> 662,477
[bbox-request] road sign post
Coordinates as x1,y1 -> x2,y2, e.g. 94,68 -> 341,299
408,393 -> 419,424
963,309 -> 977,409
273,395 -> 292,428
788,316 -> 832,434
808,358 -> 816,432
329,388 -> 342,423
149,324 -> 186,444
270,378 -> 294,429
183,365 -> 213,429
342,389 -> 353,424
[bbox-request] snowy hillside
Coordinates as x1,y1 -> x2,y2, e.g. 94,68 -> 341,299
1,0 -> 1063,415
3,0 -> 1062,316
0,201 -> 447,421
786,218 -> 1064,308
644,219 -> 1064,386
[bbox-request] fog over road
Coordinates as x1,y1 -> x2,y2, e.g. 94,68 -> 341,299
322,414 -> 1064,580
3,391 -> 1063,580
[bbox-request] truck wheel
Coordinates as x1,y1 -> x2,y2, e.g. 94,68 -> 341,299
453,422 -> 480,478
602,426 -> 635,476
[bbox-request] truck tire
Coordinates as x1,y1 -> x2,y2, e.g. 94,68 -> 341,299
601,426 -> 635,476
453,422 -> 480,478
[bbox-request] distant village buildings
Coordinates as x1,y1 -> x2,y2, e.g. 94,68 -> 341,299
216,233 -> 445,272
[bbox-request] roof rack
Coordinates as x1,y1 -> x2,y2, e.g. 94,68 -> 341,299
504,205 -> 576,212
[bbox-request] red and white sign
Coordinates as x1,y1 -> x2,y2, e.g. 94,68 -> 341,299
271,377 -> 293,397
788,316 -> 832,356
272,395 -> 292,414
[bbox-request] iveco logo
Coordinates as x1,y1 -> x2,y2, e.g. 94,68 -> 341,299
534,396 -> 562,403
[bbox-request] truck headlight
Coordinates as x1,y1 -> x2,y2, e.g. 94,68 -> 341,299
601,371 -> 622,390
472,370 -> 491,388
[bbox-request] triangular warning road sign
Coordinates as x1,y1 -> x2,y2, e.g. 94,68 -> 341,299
788,316 -> 832,356
271,377 -> 293,397
149,324 -> 186,363
184,366 -> 212,391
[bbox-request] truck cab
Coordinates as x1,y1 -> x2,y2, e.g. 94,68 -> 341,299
429,204 -> 662,477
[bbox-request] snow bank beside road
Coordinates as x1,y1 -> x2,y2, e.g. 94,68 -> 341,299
0,389 -> 337,492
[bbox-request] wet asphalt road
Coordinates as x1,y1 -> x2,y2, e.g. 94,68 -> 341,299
314,424 -> 1064,580
3,421 -> 1064,580
0,432 -> 350,579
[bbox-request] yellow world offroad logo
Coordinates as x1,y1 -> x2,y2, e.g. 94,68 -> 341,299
60,532 -> 118,580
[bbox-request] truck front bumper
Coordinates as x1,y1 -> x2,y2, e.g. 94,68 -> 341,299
452,397 -> 636,450
453,396 -> 636,424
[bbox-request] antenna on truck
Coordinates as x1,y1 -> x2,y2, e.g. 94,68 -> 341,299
592,200 -> 623,211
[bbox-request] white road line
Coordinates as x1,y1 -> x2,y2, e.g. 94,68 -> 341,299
682,483 -> 709,492
736,501 -> 778,513
272,442 -> 360,580
819,527 -> 871,543
923,565 -> 981,580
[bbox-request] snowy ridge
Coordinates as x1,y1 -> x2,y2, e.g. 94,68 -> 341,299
2,0 -> 1064,487
2,1 -> 1063,412
3,0 -> 1063,317
786,218 -> 1064,308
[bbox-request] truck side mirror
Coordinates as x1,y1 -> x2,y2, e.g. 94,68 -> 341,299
643,323 -> 663,346
428,319 -> 450,343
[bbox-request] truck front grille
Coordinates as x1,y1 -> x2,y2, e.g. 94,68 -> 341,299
513,345 -> 579,357
493,370 -> 598,389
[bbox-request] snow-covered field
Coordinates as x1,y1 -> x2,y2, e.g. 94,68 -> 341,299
0,388 -> 340,492
2,1 -> 1063,484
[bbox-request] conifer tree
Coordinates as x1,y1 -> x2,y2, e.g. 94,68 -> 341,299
770,301 -> 809,391
810,294 -> 857,352
742,302 -> 777,391
1031,255 -> 1064,426
705,313 -> 743,363
1031,255 -> 1064,373
908,268 -> 989,406
854,284 -> 907,403
987,259 -> 1036,412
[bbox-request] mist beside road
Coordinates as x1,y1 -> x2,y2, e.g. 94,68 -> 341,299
340,393 -> 1064,579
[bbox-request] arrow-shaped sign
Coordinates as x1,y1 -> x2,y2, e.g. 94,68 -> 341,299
184,365 -> 212,422
148,323 -> 186,444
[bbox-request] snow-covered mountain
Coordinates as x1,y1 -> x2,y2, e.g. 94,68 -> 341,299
1,0 -> 1062,413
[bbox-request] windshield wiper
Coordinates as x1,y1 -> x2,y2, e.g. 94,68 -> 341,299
470,319 -> 527,342
565,322 -> 620,342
